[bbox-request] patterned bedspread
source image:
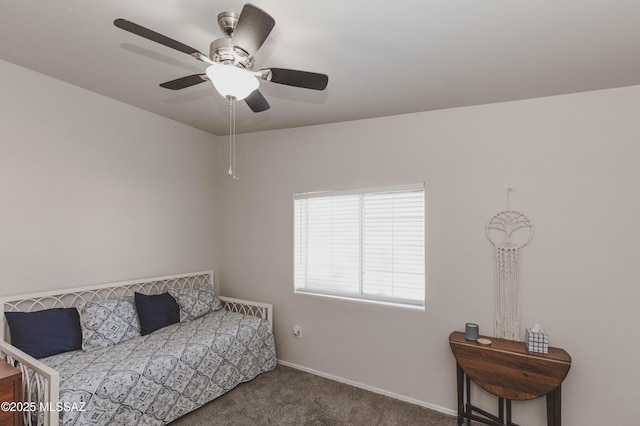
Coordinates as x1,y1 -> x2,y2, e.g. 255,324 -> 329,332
40,310 -> 277,425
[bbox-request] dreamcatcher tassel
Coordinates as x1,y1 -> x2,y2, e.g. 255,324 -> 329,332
495,246 -> 521,340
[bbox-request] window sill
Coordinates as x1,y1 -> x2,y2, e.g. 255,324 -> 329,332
294,288 -> 425,312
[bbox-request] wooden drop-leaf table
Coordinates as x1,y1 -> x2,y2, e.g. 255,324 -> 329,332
449,331 -> 571,426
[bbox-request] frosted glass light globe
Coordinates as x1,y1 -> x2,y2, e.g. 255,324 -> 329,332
206,64 -> 259,100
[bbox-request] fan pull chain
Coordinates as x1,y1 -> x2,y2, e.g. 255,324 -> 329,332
228,97 -> 238,179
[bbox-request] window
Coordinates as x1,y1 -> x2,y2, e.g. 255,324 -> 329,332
294,183 -> 425,308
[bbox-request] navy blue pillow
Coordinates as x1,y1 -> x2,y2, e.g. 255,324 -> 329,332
134,292 -> 180,336
5,308 -> 82,359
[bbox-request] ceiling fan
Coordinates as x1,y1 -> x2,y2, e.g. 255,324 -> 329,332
114,3 -> 329,113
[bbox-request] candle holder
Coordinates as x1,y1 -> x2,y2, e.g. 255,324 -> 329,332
465,323 -> 479,341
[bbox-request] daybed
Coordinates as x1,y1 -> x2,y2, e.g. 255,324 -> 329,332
0,271 -> 276,426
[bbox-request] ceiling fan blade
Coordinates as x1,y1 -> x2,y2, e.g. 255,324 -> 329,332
244,90 -> 271,112
114,18 -> 205,57
231,4 -> 275,56
159,74 -> 208,90
266,68 -> 328,90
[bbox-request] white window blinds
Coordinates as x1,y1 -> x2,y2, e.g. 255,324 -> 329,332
294,183 -> 425,307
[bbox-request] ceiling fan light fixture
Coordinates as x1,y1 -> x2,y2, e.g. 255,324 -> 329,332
205,63 -> 259,101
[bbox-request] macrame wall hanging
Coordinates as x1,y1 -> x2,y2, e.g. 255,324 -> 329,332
486,189 -> 534,341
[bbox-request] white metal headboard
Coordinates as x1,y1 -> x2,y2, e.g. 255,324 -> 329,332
1,270 -> 213,343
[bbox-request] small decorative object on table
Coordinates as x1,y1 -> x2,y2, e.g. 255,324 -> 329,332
526,323 -> 549,354
465,323 -> 479,341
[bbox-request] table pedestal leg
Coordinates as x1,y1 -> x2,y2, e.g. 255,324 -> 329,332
456,362 -> 464,425
546,385 -> 561,426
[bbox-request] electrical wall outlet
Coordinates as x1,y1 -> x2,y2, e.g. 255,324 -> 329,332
293,324 -> 302,338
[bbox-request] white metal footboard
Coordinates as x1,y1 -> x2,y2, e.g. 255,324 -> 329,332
219,296 -> 273,327
0,341 -> 59,426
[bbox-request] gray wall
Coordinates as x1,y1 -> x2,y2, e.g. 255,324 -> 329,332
0,59 -> 220,294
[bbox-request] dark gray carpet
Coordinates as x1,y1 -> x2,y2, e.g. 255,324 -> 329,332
169,364 -> 459,425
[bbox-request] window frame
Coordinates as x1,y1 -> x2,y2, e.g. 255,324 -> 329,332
293,183 -> 426,309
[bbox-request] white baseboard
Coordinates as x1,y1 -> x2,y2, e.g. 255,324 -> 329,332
276,359 -> 457,417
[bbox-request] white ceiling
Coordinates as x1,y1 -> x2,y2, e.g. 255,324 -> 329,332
2,1 -> 640,136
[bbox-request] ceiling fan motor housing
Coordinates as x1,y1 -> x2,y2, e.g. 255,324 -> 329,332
217,11 -> 238,37
210,38 -> 254,70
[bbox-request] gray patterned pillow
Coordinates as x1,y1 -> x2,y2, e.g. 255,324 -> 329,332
78,299 -> 141,352
168,286 -> 223,321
